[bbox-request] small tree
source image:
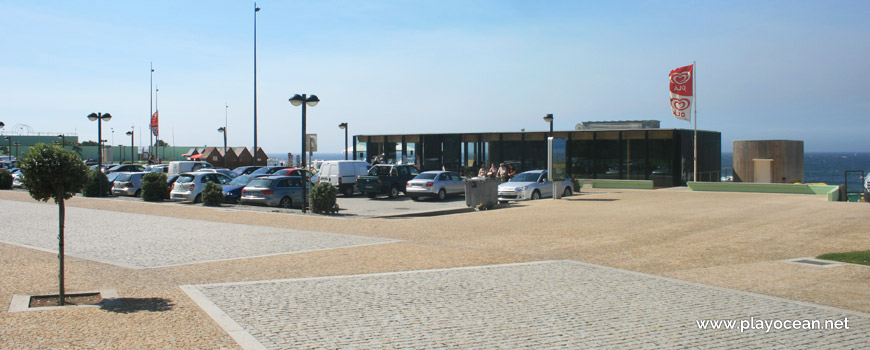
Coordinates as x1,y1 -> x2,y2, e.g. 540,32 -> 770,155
18,143 -> 88,305
141,172 -> 168,202
310,182 -> 338,214
0,169 -> 12,189
82,169 -> 110,197
201,181 -> 223,207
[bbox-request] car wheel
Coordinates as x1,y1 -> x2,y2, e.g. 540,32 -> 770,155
563,187 -> 572,197
194,194 -> 202,203
279,196 -> 293,209
531,190 -> 541,200
343,185 -> 354,197
437,189 -> 447,201
366,192 -> 376,198
389,186 -> 399,199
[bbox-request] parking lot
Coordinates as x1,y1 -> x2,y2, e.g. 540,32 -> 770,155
6,187 -> 472,218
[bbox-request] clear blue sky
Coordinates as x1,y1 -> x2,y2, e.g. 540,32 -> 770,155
1,0 -> 868,153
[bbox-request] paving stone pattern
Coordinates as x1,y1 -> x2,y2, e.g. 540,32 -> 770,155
191,261 -> 869,349
0,200 -> 396,268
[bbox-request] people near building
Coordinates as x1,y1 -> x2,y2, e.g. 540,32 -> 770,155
498,163 -> 508,183
478,164 -> 487,177
488,162 -> 497,178
508,164 -> 517,179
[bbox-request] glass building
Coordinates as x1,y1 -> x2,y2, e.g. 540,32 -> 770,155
354,128 -> 720,187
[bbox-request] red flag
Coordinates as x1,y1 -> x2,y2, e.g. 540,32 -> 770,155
669,64 -> 694,122
150,111 -> 159,137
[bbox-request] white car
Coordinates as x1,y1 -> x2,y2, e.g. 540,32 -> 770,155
864,174 -> 870,202
170,172 -> 232,203
406,171 -> 465,201
497,170 -> 573,201
318,160 -> 371,196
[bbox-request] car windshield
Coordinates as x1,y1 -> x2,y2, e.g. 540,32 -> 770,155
510,172 -> 540,182
415,173 -> 438,180
229,175 -> 255,186
178,174 -> 195,183
247,178 -> 273,188
107,172 -> 123,181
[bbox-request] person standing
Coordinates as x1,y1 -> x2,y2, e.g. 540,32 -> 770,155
498,163 -> 508,183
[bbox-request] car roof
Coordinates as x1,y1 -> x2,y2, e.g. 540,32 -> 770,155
521,170 -> 546,174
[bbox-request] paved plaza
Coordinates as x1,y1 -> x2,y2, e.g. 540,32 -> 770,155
184,261 -> 869,349
0,200 -> 398,269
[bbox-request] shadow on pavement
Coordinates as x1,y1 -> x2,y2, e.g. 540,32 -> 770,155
100,297 -> 175,314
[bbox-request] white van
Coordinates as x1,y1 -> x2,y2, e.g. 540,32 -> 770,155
168,161 -> 214,175
318,160 -> 371,196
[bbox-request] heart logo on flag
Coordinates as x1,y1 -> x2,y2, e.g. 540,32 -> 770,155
670,98 -> 690,111
670,72 -> 690,85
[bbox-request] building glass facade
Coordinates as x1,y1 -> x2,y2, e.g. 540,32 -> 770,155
354,129 -> 720,187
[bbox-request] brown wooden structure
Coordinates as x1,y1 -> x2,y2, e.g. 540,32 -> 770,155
732,140 -> 803,183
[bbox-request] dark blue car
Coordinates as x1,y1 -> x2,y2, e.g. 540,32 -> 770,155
221,174 -> 265,203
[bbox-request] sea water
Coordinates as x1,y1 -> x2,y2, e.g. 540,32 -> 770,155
722,152 -> 870,187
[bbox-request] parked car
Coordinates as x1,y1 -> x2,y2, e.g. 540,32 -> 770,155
106,164 -> 145,174
232,166 -> 263,176
497,170 -> 573,202
106,172 -> 126,195
168,161 -> 214,175
220,174 -> 265,204
111,172 -> 147,197
318,160 -> 371,196
148,164 -> 169,173
165,174 -> 180,199
356,164 -> 420,199
864,173 -> 870,203
11,172 -> 24,188
169,171 -> 232,203
249,166 -> 291,176
196,168 -> 238,179
272,168 -> 317,184
406,171 -> 465,201
240,175 -> 305,208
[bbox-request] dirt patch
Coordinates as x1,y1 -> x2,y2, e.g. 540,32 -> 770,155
29,292 -> 103,308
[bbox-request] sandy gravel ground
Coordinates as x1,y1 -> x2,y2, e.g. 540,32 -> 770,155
1,188 -> 868,349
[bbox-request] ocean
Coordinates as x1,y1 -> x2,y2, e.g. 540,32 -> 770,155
722,152 -> 870,187
269,152 -> 870,188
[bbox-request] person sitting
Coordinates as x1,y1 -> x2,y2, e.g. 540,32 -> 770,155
477,164 -> 487,177
488,163 -> 497,178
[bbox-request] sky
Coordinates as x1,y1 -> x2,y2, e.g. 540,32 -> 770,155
1,0 -> 868,153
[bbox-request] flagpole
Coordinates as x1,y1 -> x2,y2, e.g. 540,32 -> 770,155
693,60 -> 697,182
155,86 -> 159,164
149,62 -> 153,165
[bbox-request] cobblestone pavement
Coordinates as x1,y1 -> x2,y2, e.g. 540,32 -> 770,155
184,261 -> 869,349
0,200 -> 397,269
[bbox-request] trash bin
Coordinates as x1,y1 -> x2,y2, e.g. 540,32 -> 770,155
465,177 -> 499,209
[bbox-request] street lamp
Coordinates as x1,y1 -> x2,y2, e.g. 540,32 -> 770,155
253,3 -> 261,166
87,112 -> 111,196
218,127 -> 227,168
126,130 -> 134,163
289,93 -> 319,213
338,123 -> 348,160
543,113 -> 554,137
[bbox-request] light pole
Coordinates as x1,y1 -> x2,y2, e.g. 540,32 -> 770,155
289,93 -> 319,213
218,127 -> 227,168
253,3 -> 261,166
87,112 -> 111,196
126,130 -> 134,163
338,123 -> 348,160
543,113 -> 554,137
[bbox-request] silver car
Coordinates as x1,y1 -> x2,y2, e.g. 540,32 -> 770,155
240,176 -> 305,208
170,172 -> 232,203
111,172 -> 147,197
497,170 -> 573,201
406,171 -> 465,201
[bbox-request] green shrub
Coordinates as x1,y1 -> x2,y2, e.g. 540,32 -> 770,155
310,182 -> 338,214
82,169 -> 110,197
0,169 -> 12,189
141,172 -> 168,202
202,181 -> 223,207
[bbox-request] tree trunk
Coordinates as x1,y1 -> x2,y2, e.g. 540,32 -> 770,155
58,191 -> 65,306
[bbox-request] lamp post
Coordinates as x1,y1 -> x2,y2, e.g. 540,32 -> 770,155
218,127 -> 227,168
253,3 -> 261,166
289,93 -> 319,213
338,123 -> 348,160
126,130 -> 134,163
87,112 -> 111,196
543,113 -> 554,137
